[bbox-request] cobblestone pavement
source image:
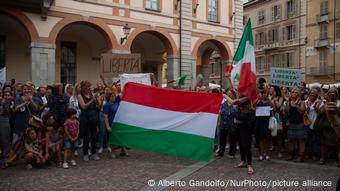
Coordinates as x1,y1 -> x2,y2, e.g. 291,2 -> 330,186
0,150 -> 339,191
0,151 -> 194,191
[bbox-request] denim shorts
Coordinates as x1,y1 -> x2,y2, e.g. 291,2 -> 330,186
64,139 -> 75,150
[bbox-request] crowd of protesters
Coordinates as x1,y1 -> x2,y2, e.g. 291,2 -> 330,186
213,72 -> 340,175
0,76 -> 127,170
0,73 -> 339,177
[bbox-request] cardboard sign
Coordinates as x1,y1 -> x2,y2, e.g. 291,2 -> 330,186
270,67 -> 301,88
256,106 -> 271,116
120,73 -> 151,89
100,53 -> 141,78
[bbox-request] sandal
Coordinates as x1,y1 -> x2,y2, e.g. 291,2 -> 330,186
247,166 -> 254,175
234,162 -> 247,168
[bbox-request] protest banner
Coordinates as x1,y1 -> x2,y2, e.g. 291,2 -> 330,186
120,73 -> 151,89
100,53 -> 141,78
270,67 -> 301,88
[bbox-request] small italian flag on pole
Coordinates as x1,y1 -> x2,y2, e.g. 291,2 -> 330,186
231,19 -> 257,101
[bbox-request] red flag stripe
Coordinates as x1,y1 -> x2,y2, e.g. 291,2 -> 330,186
122,82 -> 222,114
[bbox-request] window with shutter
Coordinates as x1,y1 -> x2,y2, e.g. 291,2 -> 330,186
292,25 -> 296,39
287,52 -> 293,67
61,41 -> 77,85
274,29 -> 278,42
287,0 -> 296,17
320,24 -> 328,40
336,22 -> 340,38
258,10 -> 265,25
282,27 -> 286,41
272,5 -> 281,21
208,0 -> 218,22
146,0 -> 159,11
281,53 -> 286,67
319,50 -> 328,67
320,1 -> 328,15
268,30 -> 273,43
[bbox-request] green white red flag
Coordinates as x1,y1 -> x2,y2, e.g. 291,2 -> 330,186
231,19 -> 257,101
110,82 -> 222,161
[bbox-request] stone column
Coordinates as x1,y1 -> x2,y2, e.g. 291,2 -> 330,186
167,55 -> 180,81
30,42 -> 56,86
180,0 -> 194,89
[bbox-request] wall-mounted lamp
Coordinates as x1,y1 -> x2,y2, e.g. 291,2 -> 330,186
120,24 -> 131,44
193,1 -> 199,13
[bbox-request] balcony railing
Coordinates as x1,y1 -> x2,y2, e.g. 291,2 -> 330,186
263,42 -> 280,50
314,38 -> 330,48
309,66 -> 334,76
316,13 -> 329,23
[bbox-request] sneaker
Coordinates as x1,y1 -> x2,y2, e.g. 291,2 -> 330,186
106,147 -> 112,153
74,150 -> 79,157
70,160 -> 77,166
62,162 -> 69,169
259,155 -> 264,161
91,154 -> 100,161
265,155 -> 271,161
98,147 -> 103,154
227,155 -> 235,159
83,155 -> 89,161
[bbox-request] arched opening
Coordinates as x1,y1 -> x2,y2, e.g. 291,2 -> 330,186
56,22 -> 111,85
0,12 -> 31,83
130,31 -> 174,86
196,40 -> 230,88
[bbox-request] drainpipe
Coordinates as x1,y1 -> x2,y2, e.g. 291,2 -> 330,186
179,0 -> 182,77
334,0 -> 336,81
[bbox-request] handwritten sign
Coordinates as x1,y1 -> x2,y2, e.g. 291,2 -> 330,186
0,67 -> 6,84
256,106 -> 272,117
120,73 -> 151,89
270,67 -> 301,88
100,53 -> 141,78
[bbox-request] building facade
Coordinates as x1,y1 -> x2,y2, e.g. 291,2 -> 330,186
0,0 -> 240,88
244,0 -> 306,83
305,0 -> 340,84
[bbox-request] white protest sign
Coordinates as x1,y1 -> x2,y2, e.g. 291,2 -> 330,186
120,73 -> 151,89
270,67 -> 301,88
0,67 -> 6,84
256,106 -> 271,117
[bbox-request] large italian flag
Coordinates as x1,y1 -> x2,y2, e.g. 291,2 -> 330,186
110,82 -> 222,161
231,19 -> 257,101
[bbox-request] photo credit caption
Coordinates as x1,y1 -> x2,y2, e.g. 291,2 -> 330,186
147,179 -> 333,188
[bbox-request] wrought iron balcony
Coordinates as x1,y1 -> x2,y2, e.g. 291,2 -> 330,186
314,38 -> 330,48
263,42 -> 281,51
309,66 -> 334,76
316,13 -> 329,23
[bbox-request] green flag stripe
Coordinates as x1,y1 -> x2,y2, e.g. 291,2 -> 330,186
110,122 -> 214,161
233,19 -> 254,63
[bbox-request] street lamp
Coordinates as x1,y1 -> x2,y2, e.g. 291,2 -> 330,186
120,24 -> 131,44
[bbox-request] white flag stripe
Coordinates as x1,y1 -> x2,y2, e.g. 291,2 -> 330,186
114,101 -> 218,139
